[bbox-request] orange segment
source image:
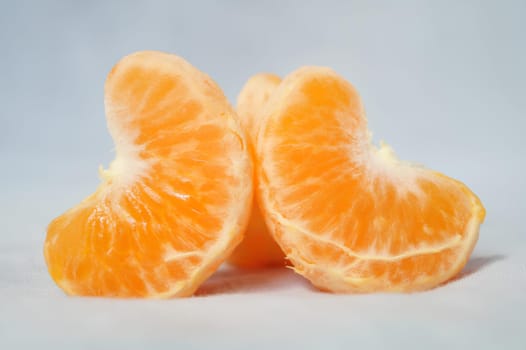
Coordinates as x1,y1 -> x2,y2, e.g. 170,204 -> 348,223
44,51 -> 252,298
236,73 -> 282,141
227,73 -> 286,268
256,66 -> 485,292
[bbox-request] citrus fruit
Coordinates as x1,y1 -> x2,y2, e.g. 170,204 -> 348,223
256,66 -> 486,292
227,73 -> 286,268
236,73 -> 281,146
44,51 -> 253,298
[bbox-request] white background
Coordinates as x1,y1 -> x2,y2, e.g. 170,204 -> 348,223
1,1 -> 525,349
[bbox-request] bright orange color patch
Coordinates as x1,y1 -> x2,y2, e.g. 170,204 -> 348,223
256,67 -> 485,292
44,51 -> 253,298
228,73 -> 286,268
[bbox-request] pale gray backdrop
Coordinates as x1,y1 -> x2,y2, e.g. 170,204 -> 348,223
1,1 -> 525,349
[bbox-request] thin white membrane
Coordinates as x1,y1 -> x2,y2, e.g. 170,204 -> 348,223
268,206 -> 465,261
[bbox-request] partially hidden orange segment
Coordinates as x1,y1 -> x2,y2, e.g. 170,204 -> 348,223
44,51 -> 253,298
228,73 -> 286,268
236,73 -> 281,144
256,66 -> 485,292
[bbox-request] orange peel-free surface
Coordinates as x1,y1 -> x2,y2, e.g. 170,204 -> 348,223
44,51 -> 253,298
256,67 -> 485,292
228,73 -> 286,268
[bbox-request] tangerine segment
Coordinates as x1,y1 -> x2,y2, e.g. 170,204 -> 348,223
236,73 -> 282,141
44,51 -> 252,298
228,73 -> 286,268
256,67 -> 485,292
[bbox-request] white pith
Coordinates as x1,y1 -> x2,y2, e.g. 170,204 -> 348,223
100,103 -> 153,190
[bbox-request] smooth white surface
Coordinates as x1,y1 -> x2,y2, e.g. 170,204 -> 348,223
1,0 -> 525,349
1,239 -> 525,349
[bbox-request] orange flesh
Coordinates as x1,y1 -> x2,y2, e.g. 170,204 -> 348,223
257,67 -> 485,292
44,51 -> 252,298
228,73 -> 286,268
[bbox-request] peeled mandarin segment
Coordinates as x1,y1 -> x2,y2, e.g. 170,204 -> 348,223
227,73 -> 286,268
256,66 -> 485,292
44,51 -> 252,298
236,73 -> 282,140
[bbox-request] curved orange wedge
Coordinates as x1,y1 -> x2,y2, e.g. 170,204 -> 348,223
256,67 -> 485,292
44,51 -> 253,298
